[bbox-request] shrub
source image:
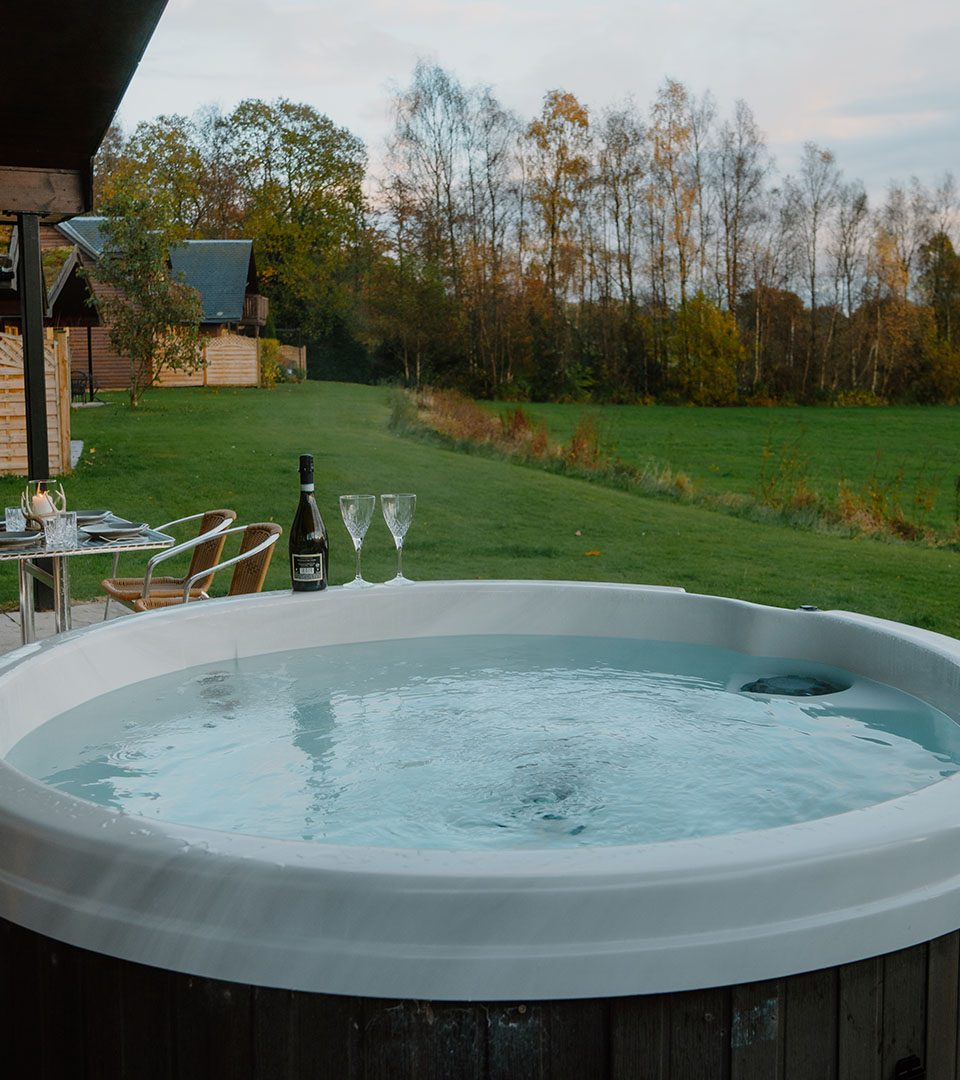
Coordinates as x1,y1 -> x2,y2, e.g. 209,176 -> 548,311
259,338 -> 282,389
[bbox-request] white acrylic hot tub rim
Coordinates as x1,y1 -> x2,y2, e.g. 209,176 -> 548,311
1,579 -> 960,1002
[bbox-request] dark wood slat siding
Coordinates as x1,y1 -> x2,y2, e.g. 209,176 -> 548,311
928,933 -> 960,1079
784,968 -> 839,1078
730,980 -> 784,1079
3,916 -> 960,1077
119,958 -> 176,1080
363,998 -> 485,1080
670,988 -> 731,1079
838,957 -> 884,1080
882,945 -> 929,1077
611,994 -> 670,1078
0,919 -> 42,1076
486,1003 -> 542,1080
174,975 -> 254,1080
80,949 -> 125,1080
39,934 -> 85,1079
542,999 -> 610,1078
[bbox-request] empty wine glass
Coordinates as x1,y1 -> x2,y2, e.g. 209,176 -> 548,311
381,493 -> 416,585
339,494 -> 376,589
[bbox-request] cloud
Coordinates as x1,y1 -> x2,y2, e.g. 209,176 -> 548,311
118,0 -> 960,196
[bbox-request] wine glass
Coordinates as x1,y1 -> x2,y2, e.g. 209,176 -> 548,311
339,495 -> 377,589
380,493 -> 416,585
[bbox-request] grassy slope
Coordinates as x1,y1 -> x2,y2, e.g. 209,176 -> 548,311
1,383 -> 958,636
490,402 -> 960,534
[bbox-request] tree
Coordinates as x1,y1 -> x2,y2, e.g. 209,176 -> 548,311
918,232 -> 960,346
784,143 -> 840,395
87,192 -> 203,406
524,89 -> 591,394
229,98 -> 367,345
712,100 -> 769,314
668,293 -> 742,404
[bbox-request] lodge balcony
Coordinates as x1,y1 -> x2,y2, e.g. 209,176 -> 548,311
240,293 -> 269,327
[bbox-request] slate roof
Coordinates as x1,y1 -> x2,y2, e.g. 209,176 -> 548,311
169,241 -> 254,323
57,218 -> 256,324
57,217 -> 109,259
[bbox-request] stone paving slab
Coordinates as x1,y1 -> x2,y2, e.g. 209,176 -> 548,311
0,601 -> 127,656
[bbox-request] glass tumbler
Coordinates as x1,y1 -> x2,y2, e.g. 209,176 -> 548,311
43,511 -> 78,549
4,507 -> 26,531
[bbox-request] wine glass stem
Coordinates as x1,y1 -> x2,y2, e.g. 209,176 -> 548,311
354,538 -> 363,582
395,540 -> 404,579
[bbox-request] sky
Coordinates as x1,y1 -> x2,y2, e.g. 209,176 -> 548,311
117,0 -> 959,201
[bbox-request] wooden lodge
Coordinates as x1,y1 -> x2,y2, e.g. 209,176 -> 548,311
52,217 -> 269,391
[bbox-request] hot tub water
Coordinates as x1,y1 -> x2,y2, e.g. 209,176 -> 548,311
10,633 -> 959,848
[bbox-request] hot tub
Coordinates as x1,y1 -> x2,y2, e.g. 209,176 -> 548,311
1,580 -> 958,1076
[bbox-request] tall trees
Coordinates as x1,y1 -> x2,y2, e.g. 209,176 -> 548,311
94,99 -> 367,368
229,98 -> 366,340
713,100 -> 769,316
917,232 -> 960,347
94,70 -> 958,404
525,89 -> 591,393
784,143 -> 840,395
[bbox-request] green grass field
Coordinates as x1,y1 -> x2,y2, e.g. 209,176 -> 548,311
2,383 -> 959,637
488,401 -> 960,535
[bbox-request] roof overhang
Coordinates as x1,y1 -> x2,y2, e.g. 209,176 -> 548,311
0,0 -> 168,221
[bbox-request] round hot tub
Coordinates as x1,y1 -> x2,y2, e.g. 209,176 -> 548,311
1,580 -> 959,1077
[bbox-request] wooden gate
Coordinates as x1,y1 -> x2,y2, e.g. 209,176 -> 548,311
0,329 -> 71,476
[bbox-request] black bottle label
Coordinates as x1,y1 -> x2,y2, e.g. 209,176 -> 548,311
291,553 -> 324,582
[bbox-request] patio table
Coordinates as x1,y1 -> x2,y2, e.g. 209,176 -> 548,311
0,516 -> 175,644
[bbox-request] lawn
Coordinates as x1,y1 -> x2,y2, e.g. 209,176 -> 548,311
2,383 -> 959,637
488,401 -> 960,535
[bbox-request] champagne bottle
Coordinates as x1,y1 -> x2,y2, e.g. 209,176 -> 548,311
289,454 -> 328,591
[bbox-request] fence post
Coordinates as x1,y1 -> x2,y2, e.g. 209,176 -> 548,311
54,328 -> 71,474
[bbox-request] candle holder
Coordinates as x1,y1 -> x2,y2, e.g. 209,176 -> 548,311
21,479 -> 66,531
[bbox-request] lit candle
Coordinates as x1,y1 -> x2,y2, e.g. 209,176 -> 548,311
31,491 -> 55,518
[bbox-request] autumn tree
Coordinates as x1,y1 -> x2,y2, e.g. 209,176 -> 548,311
523,90 -> 591,392
668,293 -> 742,404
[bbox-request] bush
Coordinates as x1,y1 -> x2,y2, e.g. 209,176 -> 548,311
259,338 -> 282,389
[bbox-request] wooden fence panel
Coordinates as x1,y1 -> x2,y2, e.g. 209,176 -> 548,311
0,330 -> 71,476
204,333 -> 258,386
157,333 -> 259,388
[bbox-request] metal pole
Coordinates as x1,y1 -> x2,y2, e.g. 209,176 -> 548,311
17,561 -> 35,645
87,323 -> 94,402
17,212 -> 48,477
17,212 -> 54,611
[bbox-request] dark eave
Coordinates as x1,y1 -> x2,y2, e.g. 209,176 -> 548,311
0,0 -> 168,220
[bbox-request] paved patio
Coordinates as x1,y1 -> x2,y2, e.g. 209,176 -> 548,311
0,600 -> 127,655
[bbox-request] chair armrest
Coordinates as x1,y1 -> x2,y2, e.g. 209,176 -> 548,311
142,520 -> 237,599
181,531 -> 280,602
154,511 -> 209,532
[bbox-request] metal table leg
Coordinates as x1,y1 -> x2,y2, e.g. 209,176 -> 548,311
17,560 -> 35,644
52,556 -> 71,634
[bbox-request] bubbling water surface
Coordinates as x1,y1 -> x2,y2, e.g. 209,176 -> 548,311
9,635 -> 960,848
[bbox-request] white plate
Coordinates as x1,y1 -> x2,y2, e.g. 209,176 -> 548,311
81,525 -> 146,540
75,509 -> 112,525
0,531 -> 42,546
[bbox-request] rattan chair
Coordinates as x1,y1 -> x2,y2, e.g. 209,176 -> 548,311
101,509 -> 236,617
131,523 -> 282,611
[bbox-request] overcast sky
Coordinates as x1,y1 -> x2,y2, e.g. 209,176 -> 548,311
117,0 -> 958,200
